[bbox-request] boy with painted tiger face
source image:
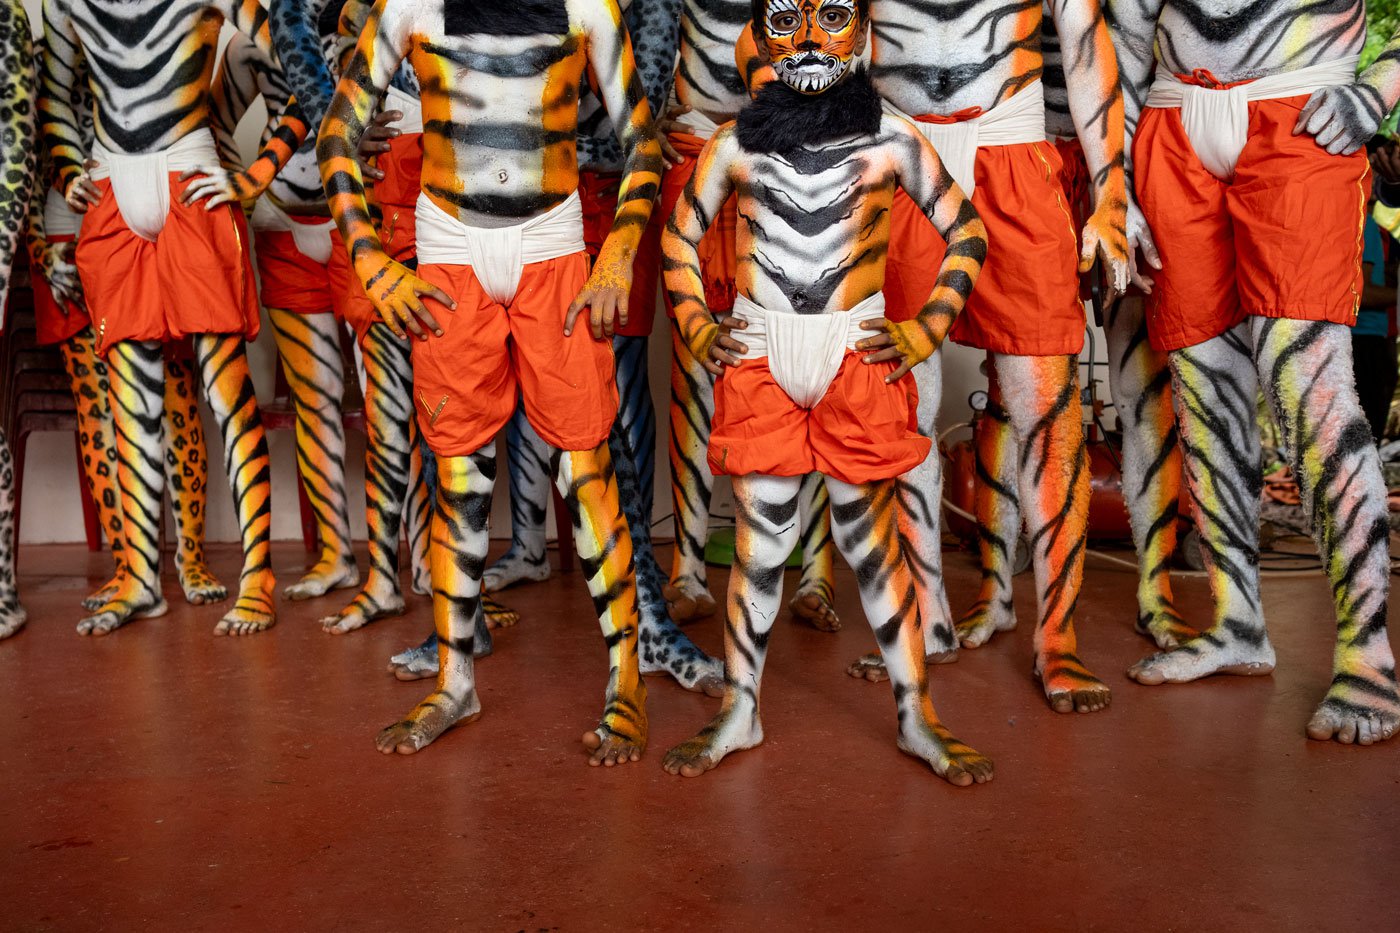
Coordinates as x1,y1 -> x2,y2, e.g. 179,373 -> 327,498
660,0 -> 993,786
1107,0 -> 1400,746
319,0 -> 664,763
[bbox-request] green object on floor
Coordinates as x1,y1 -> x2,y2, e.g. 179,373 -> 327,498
703,527 -> 801,568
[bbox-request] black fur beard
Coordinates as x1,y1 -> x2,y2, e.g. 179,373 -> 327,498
736,67 -> 882,154
444,0 -> 569,37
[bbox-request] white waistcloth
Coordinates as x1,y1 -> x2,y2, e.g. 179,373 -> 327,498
414,191 -> 585,305
384,85 -> 424,136
44,187 -> 82,239
731,291 -> 887,409
887,81 -> 1047,196
88,128 -> 220,242
1144,55 -> 1359,180
250,198 -> 336,265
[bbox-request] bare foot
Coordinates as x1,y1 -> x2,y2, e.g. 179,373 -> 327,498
177,561 -> 227,606
585,681 -> 649,766
898,720 -> 994,786
662,707 -> 763,777
284,558 -> 360,601
375,689 -> 482,754
1135,596 -> 1197,649
790,590 -> 841,632
1038,651 -> 1112,713
663,579 -> 717,623
322,578 -> 405,635
639,620 -> 725,697
581,726 -> 646,767
1127,627 -> 1276,685
482,594 -> 519,629
81,574 -> 123,612
214,572 -> 276,636
955,596 -> 1017,649
846,647 -> 958,683
0,599 -> 28,639
482,548 -> 550,592
1306,666 -> 1400,745
77,579 -> 167,636
387,627 -> 495,680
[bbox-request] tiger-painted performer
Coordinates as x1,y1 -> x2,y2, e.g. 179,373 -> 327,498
39,0 -> 314,636
943,11 -> 1193,657
212,26 -> 360,603
320,0 -> 663,761
1109,0 -> 1400,745
0,0 -> 36,641
839,0 -> 1129,715
487,0 -> 677,594
654,0 -> 840,630
661,0 -> 992,784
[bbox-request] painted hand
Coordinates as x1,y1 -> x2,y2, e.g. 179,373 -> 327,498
703,315 -> 749,376
1080,201 -> 1130,300
179,165 -> 269,209
858,317 -> 939,383
1295,84 -> 1384,156
65,159 -> 102,213
357,110 -> 402,182
38,240 -> 85,313
358,252 -> 454,341
658,104 -> 694,168
566,246 -> 633,339
1125,196 -> 1162,294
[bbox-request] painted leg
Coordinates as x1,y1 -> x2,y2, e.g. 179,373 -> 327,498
790,473 -> 841,632
376,450 -> 493,754
665,321 -> 718,620
194,335 -> 275,635
1129,326 -> 1275,685
77,340 -> 169,634
162,352 -> 226,604
663,474 -> 798,777
61,329 -> 128,610
610,421 -> 723,696
613,334 -> 657,524
848,353 -> 957,679
553,442 -> 648,765
1105,297 -> 1192,648
326,326 -> 412,634
828,476 -> 991,784
955,371 -> 1022,648
998,354 -> 1109,714
1254,320 -> 1400,745
405,431 -> 432,596
0,429 -> 27,638
269,308 -> 358,600
482,402 -> 552,591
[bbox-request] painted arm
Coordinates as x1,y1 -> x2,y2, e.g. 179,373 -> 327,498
860,124 -> 987,381
661,130 -> 737,373
579,0 -> 683,171
318,0 -> 450,340
210,34 -> 263,170
1103,0 -> 1163,290
272,0 -> 339,131
1296,22 -> 1400,156
1049,0 -> 1129,294
1,0 -> 37,316
567,0 -> 665,337
38,0 -> 87,202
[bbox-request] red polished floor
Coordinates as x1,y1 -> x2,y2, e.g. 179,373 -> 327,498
2,540 -> 1399,931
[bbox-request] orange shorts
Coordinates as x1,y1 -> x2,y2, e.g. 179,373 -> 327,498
34,233 -> 90,346
1134,89 -> 1370,352
709,352 -> 930,485
885,140 -> 1083,354
411,255 -> 618,456
579,169 -> 665,336
254,225 -> 337,316
659,132 -> 738,316
76,174 -> 260,352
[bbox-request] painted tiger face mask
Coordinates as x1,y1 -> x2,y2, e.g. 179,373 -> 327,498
757,0 -> 865,94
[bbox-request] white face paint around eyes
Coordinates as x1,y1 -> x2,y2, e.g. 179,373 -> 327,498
765,0 -> 803,36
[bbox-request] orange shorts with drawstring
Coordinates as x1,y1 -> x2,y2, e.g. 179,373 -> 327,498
254,224 -> 338,316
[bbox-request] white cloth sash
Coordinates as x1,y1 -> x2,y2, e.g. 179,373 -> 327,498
414,191 -> 585,305
731,292 -> 886,409
1144,55 -> 1359,180
44,187 -> 82,238
250,198 -> 336,265
88,128 -> 221,242
887,81 -> 1047,196
384,85 -> 424,135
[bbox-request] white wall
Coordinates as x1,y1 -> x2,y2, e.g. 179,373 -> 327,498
15,4 -> 1109,545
